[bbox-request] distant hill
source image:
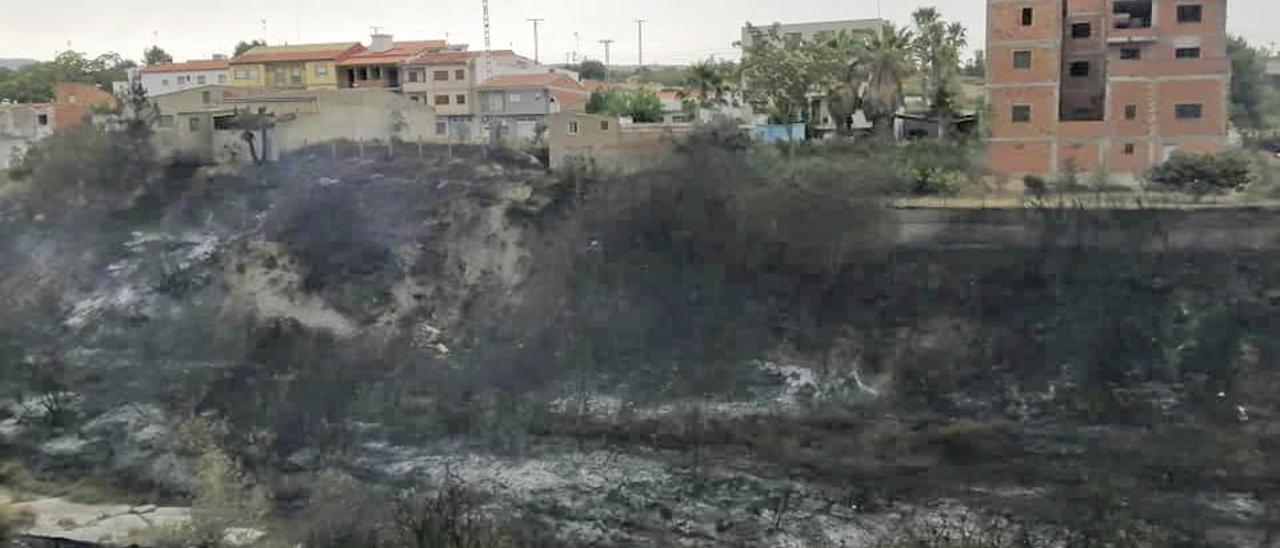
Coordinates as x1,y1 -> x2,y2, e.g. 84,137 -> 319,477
0,58 -> 38,70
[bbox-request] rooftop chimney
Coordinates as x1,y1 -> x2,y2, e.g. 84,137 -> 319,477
370,34 -> 394,53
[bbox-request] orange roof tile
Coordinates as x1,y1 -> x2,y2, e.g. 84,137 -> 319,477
232,43 -> 363,64
478,73 -> 585,90
552,90 -> 589,112
337,40 -> 448,66
139,59 -> 231,73
406,50 -> 515,65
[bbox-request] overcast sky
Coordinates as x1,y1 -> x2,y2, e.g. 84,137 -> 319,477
2,0 -> 1276,66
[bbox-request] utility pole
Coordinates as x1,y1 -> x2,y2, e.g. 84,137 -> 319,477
635,20 -> 646,70
527,18 -> 545,64
574,32 -> 580,63
481,0 -> 493,78
599,39 -> 613,68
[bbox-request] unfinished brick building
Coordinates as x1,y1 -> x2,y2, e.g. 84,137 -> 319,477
985,0 -> 1231,178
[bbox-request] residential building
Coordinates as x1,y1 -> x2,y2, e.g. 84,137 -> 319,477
52,82 -> 118,128
229,42 -> 364,90
548,112 -> 692,173
402,50 -> 561,141
656,90 -> 689,124
1267,58 -> 1280,92
986,0 -> 1231,178
477,73 -> 590,142
137,58 -> 231,96
150,85 -> 441,164
740,18 -> 886,49
0,103 -> 55,169
337,34 -> 448,90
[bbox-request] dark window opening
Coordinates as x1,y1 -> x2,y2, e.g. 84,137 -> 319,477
1012,105 -> 1032,123
1124,143 -> 1137,155
1071,23 -> 1092,38
36,114 -> 48,126
1177,5 -> 1203,23
1069,61 -> 1090,77
1013,50 -> 1033,69
1175,103 -> 1203,119
1114,1 -> 1153,29
213,115 -> 235,130
1021,7 -> 1034,26
1175,47 -> 1202,59
1120,47 -> 1142,60
1125,104 -> 1138,120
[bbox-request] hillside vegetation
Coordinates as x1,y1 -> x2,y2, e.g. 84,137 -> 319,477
0,130 -> 1278,546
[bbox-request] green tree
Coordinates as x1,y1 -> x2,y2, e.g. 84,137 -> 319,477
143,46 -> 174,66
585,89 -> 663,123
1227,35 -> 1275,133
859,24 -> 916,138
819,31 -> 868,136
575,59 -> 607,81
1147,151 -> 1252,198
234,40 -> 267,58
681,58 -> 737,109
911,8 -> 967,111
742,24 -> 842,125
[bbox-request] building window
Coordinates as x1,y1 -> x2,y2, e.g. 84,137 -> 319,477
36,114 -> 48,126
433,70 -> 450,81
408,70 -> 420,83
600,120 -> 610,131
434,95 -> 450,105
1124,143 -> 1136,155
371,67 -> 382,79
290,68 -> 302,86
188,116 -> 200,132
1120,47 -> 1142,60
235,69 -> 248,80
196,75 -> 205,85
316,63 -> 329,76
162,79 -> 170,87
218,74 -> 227,83
1175,47 -> 1202,59
1021,7 -> 1034,26
1124,104 -> 1138,120
1114,1 -> 1154,29
456,94 -> 467,105
1013,50 -> 1032,69
1177,4 -> 1203,23
1175,103 -> 1203,119
568,121 -> 580,135
157,115 -> 174,128
1069,61 -> 1090,77
509,93 -> 522,103
436,121 -> 448,136
455,69 -> 465,80
1071,23 -> 1092,38
1012,104 -> 1032,123
201,91 -> 211,104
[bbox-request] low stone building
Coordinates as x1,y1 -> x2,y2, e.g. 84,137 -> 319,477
547,112 -> 692,173
150,86 -> 440,164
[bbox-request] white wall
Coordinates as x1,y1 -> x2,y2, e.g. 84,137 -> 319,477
142,70 -> 230,98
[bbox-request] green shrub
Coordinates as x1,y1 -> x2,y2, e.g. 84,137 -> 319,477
1147,151 -> 1252,197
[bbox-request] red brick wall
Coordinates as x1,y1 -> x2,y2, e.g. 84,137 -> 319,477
988,141 -> 1054,175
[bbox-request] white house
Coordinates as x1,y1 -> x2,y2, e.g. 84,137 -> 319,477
137,58 -> 231,97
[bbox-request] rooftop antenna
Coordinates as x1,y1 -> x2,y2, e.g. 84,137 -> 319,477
261,19 -> 268,44
527,19 -> 544,64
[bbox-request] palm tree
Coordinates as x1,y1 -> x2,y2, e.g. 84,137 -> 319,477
682,58 -> 731,108
912,8 -> 968,123
859,24 -> 915,139
822,31 -> 867,137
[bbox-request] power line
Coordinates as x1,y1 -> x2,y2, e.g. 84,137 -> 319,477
527,18 -> 545,64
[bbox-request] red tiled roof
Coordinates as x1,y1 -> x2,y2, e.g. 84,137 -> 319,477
552,90 -> 589,112
478,73 -> 585,90
337,40 -> 447,66
231,43 -> 363,64
139,59 -> 231,73
406,50 -> 515,65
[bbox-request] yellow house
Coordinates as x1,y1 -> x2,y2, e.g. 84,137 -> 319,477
229,42 -> 365,90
